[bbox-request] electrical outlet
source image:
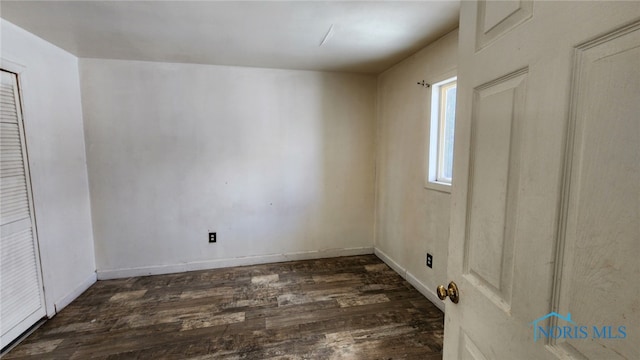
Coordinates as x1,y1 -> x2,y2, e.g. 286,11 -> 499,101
426,253 -> 433,268
209,232 -> 216,243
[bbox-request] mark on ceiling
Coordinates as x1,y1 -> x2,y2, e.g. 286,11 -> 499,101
319,24 -> 335,47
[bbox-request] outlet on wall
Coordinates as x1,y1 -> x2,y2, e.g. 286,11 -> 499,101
426,253 -> 433,268
209,232 -> 216,243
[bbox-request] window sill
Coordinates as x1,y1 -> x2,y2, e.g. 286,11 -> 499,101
424,180 -> 452,194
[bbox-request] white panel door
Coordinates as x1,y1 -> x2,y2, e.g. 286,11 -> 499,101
0,70 -> 46,349
443,1 -> 639,359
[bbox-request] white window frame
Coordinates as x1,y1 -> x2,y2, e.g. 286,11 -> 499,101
425,73 -> 457,193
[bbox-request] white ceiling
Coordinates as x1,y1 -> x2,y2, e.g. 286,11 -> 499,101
0,1 -> 460,74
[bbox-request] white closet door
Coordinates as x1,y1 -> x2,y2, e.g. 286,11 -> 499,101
0,70 -> 46,349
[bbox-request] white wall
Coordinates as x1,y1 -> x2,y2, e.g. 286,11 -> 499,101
1,20 -> 96,315
374,30 -> 458,310
79,59 -> 377,278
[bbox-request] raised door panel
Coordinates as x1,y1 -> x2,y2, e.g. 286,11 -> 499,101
476,0 -> 533,50
551,21 -> 640,360
464,69 -> 528,312
459,332 -> 489,360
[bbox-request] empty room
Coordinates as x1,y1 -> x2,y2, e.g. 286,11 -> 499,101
0,1 -> 638,359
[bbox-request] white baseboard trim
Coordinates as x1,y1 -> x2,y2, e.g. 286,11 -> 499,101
373,247 -> 405,276
53,272 -> 97,314
374,247 -> 444,312
406,270 -> 445,312
97,247 -> 374,280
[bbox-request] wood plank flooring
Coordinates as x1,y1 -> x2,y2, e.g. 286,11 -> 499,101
5,255 -> 444,359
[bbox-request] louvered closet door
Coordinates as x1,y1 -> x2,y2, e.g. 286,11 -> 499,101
0,70 -> 46,349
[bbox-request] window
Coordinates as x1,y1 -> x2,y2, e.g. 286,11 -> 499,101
427,76 -> 457,192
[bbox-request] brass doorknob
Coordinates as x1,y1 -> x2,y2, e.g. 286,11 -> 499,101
436,281 -> 459,304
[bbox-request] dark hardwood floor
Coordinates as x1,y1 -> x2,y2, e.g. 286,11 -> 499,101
5,255 -> 444,359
